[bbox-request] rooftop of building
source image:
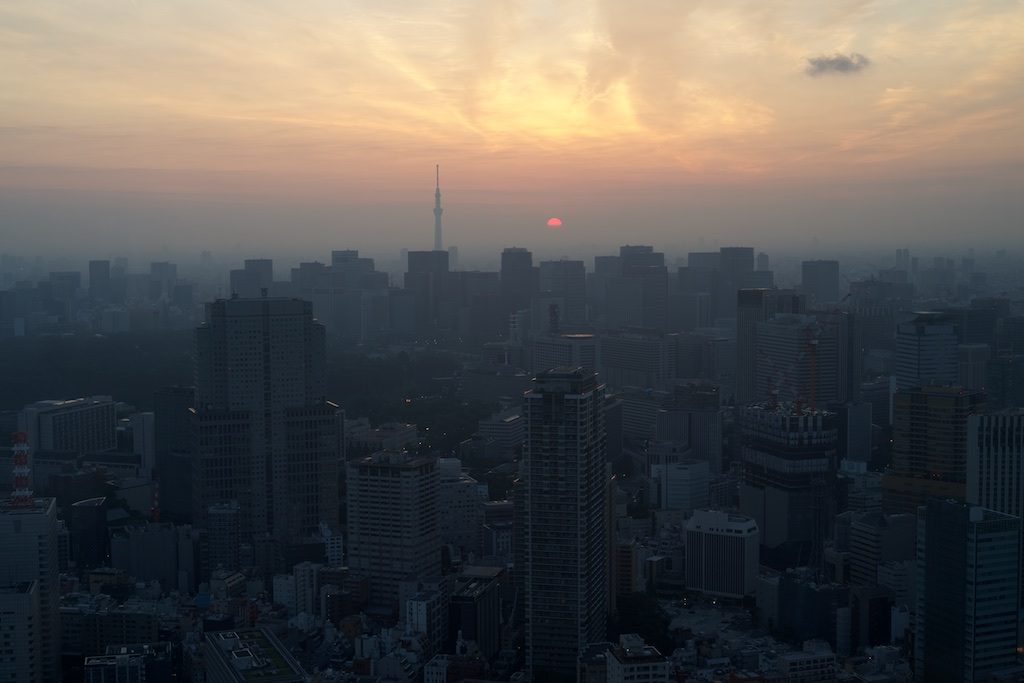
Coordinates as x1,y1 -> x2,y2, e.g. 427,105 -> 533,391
453,575 -> 497,600
850,511 -> 915,528
0,496 -> 56,514
529,366 -> 602,392
23,395 -> 113,410
204,628 -> 306,683
665,601 -> 757,638
538,365 -> 589,378
374,422 -> 417,432
84,654 -> 144,667
610,634 -> 667,665
461,564 -> 504,580
757,311 -> 821,326
72,496 -> 106,508
741,401 -> 834,418
966,504 -> 1019,523
687,509 -> 758,532
203,297 -> 314,320
80,451 -> 141,464
352,450 -> 436,469
979,407 -> 1024,417
0,581 -> 35,596
896,384 -> 983,397
104,642 -> 173,658
908,310 -> 951,321
579,641 -> 614,667
777,640 -> 835,663
60,592 -> 176,616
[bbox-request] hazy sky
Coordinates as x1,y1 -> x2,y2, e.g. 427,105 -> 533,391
2,0 -> 1023,255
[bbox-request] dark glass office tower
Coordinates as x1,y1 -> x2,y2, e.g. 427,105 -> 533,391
192,297 -> 340,548
916,500 -> 1020,683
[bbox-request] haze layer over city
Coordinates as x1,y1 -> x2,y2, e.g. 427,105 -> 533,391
3,3 -> 1024,683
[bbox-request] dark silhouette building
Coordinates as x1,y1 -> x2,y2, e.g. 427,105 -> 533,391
915,500 -> 1020,683
191,297 -> 341,551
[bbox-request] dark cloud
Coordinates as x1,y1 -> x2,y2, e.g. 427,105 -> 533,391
805,52 -> 871,77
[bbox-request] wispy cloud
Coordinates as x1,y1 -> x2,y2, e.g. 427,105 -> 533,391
0,0 -> 1022,196
805,52 -> 871,77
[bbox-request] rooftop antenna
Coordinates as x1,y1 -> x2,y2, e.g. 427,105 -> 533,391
433,164 -> 443,251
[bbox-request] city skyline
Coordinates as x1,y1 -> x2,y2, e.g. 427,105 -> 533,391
2,1 -> 1023,252
3,3 -> 1024,680
2,235 -> 1024,680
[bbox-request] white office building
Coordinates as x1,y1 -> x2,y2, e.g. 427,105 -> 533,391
685,509 -> 759,599
19,396 -> 116,453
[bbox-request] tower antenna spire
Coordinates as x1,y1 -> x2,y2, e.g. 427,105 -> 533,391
433,164 -> 443,251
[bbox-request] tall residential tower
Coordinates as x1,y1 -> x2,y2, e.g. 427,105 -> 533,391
522,367 -> 608,681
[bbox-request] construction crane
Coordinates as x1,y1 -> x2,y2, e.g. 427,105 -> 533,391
805,324 -> 820,411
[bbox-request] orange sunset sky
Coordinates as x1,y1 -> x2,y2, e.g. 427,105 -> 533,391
1,0 -> 1023,254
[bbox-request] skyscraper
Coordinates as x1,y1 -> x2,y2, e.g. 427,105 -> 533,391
712,246 -> 755,320
500,247 -> 538,317
230,258 -> 275,298
674,381 -> 725,474
192,297 -> 341,546
405,249 -> 450,334
598,330 -> 677,390
967,409 -> 1024,621
915,500 -> 1020,683
986,354 -> 1024,410
88,259 -> 111,301
0,497 -> 61,682
957,343 -> 991,391
846,512 -> 915,587
735,288 -> 803,404
243,259 -> 273,289
153,386 -> 195,522
522,368 -> 607,681
895,312 -> 958,389
346,451 -> 441,609
738,403 -> 837,568
754,312 -> 851,407
604,245 -> 669,331
968,410 -> 1024,519
801,259 -> 840,305
538,259 -> 587,327
0,581 -> 41,682
883,386 -> 984,513
154,386 -> 194,458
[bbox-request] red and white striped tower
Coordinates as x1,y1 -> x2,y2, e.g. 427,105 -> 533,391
10,432 -> 32,507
